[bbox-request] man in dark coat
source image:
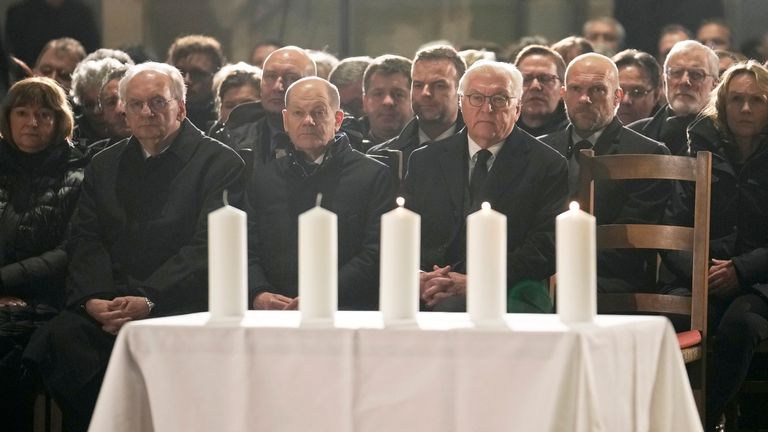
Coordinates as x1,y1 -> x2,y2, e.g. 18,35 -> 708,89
540,53 -> 671,293
514,45 -> 570,138
367,45 -> 466,178
402,60 -> 568,312
247,77 -> 394,311
23,62 -> 244,432
628,40 -> 718,155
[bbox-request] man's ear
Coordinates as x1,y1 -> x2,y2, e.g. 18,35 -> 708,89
334,109 -> 344,132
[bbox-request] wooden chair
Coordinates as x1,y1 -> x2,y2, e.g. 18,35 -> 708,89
577,149 -> 712,424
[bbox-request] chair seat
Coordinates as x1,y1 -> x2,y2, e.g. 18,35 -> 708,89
679,329 -> 703,363
678,329 -> 702,349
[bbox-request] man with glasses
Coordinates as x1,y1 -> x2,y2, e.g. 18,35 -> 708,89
23,62 -> 244,432
629,40 -> 718,155
540,53 -> 670,294
367,45 -> 466,176
514,45 -> 569,137
167,34 -> 225,132
612,49 -> 662,125
403,60 -> 567,312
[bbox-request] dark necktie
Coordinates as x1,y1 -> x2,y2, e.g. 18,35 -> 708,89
470,149 -> 492,203
567,140 -> 592,198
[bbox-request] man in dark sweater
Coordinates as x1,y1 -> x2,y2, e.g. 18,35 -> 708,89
247,77 -> 394,311
23,62 -> 244,432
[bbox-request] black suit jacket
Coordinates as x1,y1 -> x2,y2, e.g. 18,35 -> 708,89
540,117 -> 672,292
402,126 -> 568,287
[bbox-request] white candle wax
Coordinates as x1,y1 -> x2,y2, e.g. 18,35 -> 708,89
556,202 -> 596,323
299,203 -> 338,323
380,197 -> 420,324
467,202 -> 507,325
208,204 -> 247,320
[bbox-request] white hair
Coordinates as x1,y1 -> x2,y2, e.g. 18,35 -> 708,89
664,40 -> 719,78
458,60 -> 523,98
118,62 -> 186,103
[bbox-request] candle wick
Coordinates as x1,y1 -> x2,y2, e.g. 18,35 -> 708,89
222,189 -> 229,206
316,193 -> 323,207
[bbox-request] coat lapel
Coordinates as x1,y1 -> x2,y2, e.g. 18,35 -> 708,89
593,117 -> 623,155
438,133 -> 468,212
482,127 -> 531,208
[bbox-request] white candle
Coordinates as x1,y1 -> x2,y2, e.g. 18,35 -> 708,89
208,194 -> 247,320
299,195 -> 338,323
380,197 -> 420,324
556,201 -> 596,323
467,202 -> 507,325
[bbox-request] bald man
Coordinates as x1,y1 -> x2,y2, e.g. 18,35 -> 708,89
246,77 -> 394,311
539,53 -> 671,294
225,46 -> 317,160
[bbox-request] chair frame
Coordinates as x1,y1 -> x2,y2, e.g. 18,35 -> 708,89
576,149 -> 712,424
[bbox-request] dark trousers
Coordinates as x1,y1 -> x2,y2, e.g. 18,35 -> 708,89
0,333 -> 35,432
707,292 -> 768,430
23,309 -> 116,432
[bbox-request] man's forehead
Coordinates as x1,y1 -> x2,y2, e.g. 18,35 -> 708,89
667,51 -> 708,67
369,72 -> 409,89
127,72 -> 172,93
413,58 -> 456,75
519,55 -> 557,71
264,52 -> 311,74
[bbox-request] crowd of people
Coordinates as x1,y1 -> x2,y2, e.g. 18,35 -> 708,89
0,10 -> 766,432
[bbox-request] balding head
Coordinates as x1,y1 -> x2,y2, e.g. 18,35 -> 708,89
283,77 -> 344,161
562,53 -> 623,136
261,46 -> 317,114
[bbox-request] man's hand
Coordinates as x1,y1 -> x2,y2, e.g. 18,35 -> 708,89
252,292 -> 296,310
420,265 -> 451,296
85,296 -> 151,335
709,259 -> 740,298
0,296 -> 27,308
422,272 -> 467,307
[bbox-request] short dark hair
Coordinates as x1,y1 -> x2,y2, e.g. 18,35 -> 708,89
167,35 -> 225,71
612,49 -> 662,90
363,55 -> 412,93
660,24 -> 693,40
514,44 -> 567,80
413,45 -> 466,85
1,77 -> 74,146
35,37 -> 86,67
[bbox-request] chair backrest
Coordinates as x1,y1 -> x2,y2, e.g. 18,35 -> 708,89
576,149 -> 712,337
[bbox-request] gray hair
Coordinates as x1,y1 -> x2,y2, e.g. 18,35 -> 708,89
71,58 -> 125,105
458,60 -> 524,98
83,48 -> 135,65
329,56 -> 372,87
664,40 -> 719,78
213,62 -> 262,115
118,62 -> 186,103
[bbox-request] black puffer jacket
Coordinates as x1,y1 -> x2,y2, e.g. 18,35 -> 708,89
665,116 -> 768,294
0,138 -> 87,308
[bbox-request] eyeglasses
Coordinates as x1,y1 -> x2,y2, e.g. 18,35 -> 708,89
522,73 -> 559,87
125,97 -> 177,115
461,93 -> 516,109
665,67 -> 712,84
623,87 -> 655,99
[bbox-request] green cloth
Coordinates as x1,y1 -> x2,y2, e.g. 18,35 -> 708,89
507,279 -> 553,313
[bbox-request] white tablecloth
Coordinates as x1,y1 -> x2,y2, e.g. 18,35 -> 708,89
89,311 -> 701,432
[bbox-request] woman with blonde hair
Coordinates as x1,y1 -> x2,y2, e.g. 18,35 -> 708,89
668,60 -> 768,430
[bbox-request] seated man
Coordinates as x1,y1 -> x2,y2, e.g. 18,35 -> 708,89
539,53 -> 671,293
247,77 -> 394,311
23,62 -> 244,432
402,60 -> 568,312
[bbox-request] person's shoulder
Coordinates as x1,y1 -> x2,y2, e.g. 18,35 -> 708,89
90,137 -> 130,164
627,116 -> 652,132
619,125 -> 669,154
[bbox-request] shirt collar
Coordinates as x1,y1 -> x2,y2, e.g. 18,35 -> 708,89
467,134 -> 504,159
418,124 -> 457,145
570,127 -> 605,147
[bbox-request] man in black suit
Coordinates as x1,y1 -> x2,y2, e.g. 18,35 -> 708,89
367,45 -> 466,178
539,53 -> 671,293
402,60 -> 568,312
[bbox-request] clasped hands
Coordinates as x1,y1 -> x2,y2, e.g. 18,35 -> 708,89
85,296 -> 151,335
421,265 -> 467,308
253,292 -> 299,310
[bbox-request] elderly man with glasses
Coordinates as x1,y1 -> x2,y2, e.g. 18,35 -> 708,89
540,53 -> 671,294
514,44 -> 570,137
23,62 -> 244,432
402,60 -> 568,313
628,40 -> 718,155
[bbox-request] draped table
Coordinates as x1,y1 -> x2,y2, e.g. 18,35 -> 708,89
89,311 -> 701,432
